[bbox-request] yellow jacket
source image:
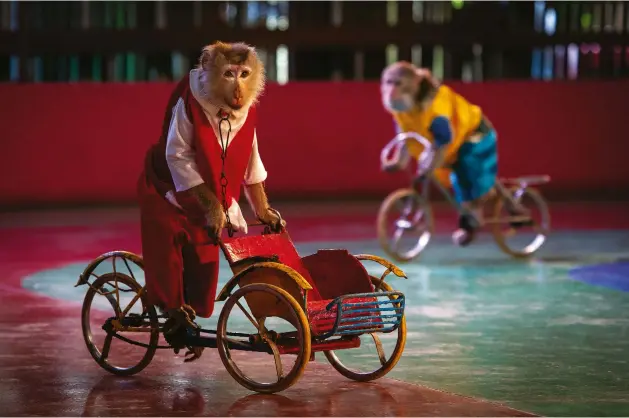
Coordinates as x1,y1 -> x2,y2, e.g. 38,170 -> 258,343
391,85 -> 483,186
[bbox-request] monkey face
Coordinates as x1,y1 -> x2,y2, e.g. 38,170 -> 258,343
380,62 -> 419,113
219,64 -> 254,110
199,42 -> 266,113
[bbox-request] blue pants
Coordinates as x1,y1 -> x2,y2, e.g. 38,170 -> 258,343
450,130 -> 498,204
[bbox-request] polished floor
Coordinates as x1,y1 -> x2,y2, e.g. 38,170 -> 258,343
1,201 -> 629,416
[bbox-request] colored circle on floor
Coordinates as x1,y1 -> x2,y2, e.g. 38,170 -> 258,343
569,261 -> 629,292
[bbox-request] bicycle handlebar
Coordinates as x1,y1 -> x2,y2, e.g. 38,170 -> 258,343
380,132 -> 435,176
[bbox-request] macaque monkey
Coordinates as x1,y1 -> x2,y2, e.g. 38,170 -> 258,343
380,61 -> 499,246
183,42 -> 281,239
137,41 -> 283,362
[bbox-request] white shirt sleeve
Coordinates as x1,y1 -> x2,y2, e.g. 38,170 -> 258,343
165,98 -> 205,192
244,129 -> 268,185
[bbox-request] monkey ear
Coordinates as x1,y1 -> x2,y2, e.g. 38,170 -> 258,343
415,68 -> 433,80
199,44 -> 218,70
243,44 -> 260,64
416,73 -> 439,104
417,68 -> 439,88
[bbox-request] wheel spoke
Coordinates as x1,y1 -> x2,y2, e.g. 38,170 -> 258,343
394,197 -> 407,212
120,288 -> 144,318
111,257 -> 122,319
122,257 -> 137,283
266,339 -> 284,381
401,202 -> 413,216
257,317 -> 285,381
410,207 -> 425,225
101,285 -> 119,311
391,228 -> 404,252
369,333 -> 387,366
100,333 -> 113,362
236,300 -> 261,331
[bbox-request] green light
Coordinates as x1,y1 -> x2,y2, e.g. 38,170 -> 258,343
581,13 -> 592,29
452,0 -> 464,10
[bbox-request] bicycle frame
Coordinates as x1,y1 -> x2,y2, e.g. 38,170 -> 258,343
382,132 -> 467,217
383,132 -> 530,221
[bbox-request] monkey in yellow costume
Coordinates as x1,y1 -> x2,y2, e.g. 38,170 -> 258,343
380,62 -> 498,245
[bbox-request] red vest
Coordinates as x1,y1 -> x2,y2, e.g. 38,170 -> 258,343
145,73 -> 256,211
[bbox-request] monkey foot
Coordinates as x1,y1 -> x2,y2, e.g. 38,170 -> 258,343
183,346 -> 205,363
165,305 -> 199,333
163,305 -> 201,352
452,228 -> 477,247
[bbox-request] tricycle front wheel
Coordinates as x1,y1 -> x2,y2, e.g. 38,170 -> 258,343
216,283 -> 312,394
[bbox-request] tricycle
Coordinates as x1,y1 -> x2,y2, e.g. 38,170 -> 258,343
76,217 -> 407,394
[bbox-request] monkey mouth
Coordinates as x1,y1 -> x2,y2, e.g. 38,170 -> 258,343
227,97 -> 244,110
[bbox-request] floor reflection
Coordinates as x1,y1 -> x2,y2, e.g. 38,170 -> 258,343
81,374 -> 407,417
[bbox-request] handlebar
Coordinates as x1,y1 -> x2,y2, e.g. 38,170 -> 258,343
380,132 -> 435,176
381,133 -> 472,215
204,208 -> 286,243
209,220 -> 281,230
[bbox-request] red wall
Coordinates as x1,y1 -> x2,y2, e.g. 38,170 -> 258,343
0,80 -> 628,207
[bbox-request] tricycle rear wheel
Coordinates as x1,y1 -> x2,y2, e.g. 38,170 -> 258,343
323,276 -> 406,382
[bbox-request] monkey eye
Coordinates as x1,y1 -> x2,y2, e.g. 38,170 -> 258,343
240,70 -> 250,78
223,70 -> 235,78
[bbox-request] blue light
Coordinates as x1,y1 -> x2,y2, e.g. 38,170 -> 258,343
544,8 -> 557,35
534,1 -> 546,32
531,48 -> 542,79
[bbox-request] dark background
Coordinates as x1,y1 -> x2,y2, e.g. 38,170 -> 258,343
2,1 -> 627,83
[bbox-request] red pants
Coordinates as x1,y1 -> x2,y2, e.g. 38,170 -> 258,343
137,173 -> 220,318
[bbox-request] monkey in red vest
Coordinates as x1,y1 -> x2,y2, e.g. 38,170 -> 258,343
137,42 -> 283,361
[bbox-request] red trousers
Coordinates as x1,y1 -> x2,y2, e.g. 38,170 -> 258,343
137,173 -> 220,318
